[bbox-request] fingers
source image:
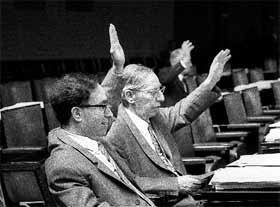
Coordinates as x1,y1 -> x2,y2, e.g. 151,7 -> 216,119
109,23 -> 120,53
214,49 -> 231,66
181,40 -> 195,52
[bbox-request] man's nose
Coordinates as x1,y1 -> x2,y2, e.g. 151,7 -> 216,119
104,107 -> 114,118
156,91 -> 165,102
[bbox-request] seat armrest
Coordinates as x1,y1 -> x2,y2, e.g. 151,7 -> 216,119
247,116 -> 276,123
215,131 -> 249,138
193,143 -> 231,151
1,147 -> 47,154
263,109 -> 280,116
181,157 -> 207,165
226,123 -> 261,129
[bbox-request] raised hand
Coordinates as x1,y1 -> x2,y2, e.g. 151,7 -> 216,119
180,40 -> 194,68
205,49 -> 231,88
109,23 -> 125,71
181,40 -> 194,58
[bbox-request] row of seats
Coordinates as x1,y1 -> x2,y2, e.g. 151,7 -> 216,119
0,55 -> 160,83
0,102 -> 58,206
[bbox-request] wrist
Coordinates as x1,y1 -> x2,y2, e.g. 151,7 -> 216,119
112,64 -> 124,75
180,59 -> 192,69
200,78 -> 215,91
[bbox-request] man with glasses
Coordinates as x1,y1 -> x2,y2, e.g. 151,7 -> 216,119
107,49 -> 231,206
44,24 -> 156,206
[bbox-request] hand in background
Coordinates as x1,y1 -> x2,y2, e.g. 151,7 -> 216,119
204,49 -> 231,89
109,23 -> 125,72
181,40 -> 194,71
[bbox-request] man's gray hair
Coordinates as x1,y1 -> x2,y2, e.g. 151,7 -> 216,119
169,48 -> 183,66
121,64 -> 154,107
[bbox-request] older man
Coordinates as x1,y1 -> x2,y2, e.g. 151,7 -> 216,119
44,24 -> 156,207
107,49 -> 231,206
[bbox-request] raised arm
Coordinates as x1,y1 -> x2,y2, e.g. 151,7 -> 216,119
101,24 -> 126,116
160,49 -> 231,132
158,40 -> 194,84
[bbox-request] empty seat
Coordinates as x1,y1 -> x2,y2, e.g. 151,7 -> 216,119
0,81 -> 33,107
0,102 -> 48,161
33,77 -> 57,103
232,68 -> 249,86
249,68 -> 264,83
0,161 -> 56,206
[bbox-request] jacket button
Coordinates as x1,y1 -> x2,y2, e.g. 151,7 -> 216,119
135,199 -> 140,205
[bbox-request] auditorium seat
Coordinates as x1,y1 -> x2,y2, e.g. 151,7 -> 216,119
0,81 -> 33,107
232,68 -> 249,87
241,86 -> 280,117
0,102 -> 48,162
0,161 -> 56,207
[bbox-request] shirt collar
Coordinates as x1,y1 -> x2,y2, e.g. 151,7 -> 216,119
125,108 -> 150,129
63,129 -> 99,152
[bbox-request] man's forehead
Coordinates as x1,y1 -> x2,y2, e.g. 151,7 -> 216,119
141,73 -> 161,89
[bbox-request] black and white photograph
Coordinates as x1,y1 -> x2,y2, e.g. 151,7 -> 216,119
0,0 -> 280,206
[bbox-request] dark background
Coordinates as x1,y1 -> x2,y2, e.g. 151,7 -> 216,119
1,0 -> 279,78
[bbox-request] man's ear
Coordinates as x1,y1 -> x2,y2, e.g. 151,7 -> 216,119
71,107 -> 83,122
124,89 -> 136,104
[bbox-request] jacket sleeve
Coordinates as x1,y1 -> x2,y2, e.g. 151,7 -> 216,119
101,66 -> 124,117
45,154 -> 111,207
158,62 -> 185,84
159,82 -> 221,133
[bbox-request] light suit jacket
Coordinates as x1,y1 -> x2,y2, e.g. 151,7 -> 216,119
107,83 -> 220,198
45,128 -> 155,207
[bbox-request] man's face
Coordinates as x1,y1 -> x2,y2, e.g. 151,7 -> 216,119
81,84 -> 113,137
133,73 -> 165,121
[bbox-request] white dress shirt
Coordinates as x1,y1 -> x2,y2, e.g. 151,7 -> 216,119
63,130 -> 119,176
125,108 -> 156,151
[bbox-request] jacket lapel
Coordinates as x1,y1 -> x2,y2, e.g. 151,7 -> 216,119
55,129 -> 136,189
150,121 -> 173,161
118,105 -> 172,172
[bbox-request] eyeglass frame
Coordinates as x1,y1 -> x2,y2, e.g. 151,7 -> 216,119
78,104 -> 110,114
133,85 -> 166,97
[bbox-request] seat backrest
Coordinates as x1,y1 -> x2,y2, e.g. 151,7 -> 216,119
272,81 -> 280,108
44,103 -> 60,131
249,68 -> 264,83
0,161 -> 56,206
0,81 -> 33,107
33,77 -> 57,103
191,109 -> 216,143
232,68 -> 249,86
1,103 -> 47,148
241,86 -> 263,116
223,92 -> 248,124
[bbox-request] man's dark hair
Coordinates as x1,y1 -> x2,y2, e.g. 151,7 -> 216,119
49,73 -> 98,126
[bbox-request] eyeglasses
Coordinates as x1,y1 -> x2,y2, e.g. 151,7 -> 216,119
136,86 -> 166,97
78,104 -> 110,114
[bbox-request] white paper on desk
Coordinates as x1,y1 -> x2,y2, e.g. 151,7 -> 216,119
265,128 -> 280,142
210,167 -> 280,190
228,153 -> 280,167
269,121 -> 280,128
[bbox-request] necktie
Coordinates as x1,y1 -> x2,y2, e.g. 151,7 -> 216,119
98,143 -> 154,206
147,124 -> 179,176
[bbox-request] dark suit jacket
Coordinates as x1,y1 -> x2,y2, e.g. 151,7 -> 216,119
45,128 -> 155,207
107,83 -> 220,197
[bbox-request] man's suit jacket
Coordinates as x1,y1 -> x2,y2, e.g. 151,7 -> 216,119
45,128 -> 155,207
107,83 -> 220,192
